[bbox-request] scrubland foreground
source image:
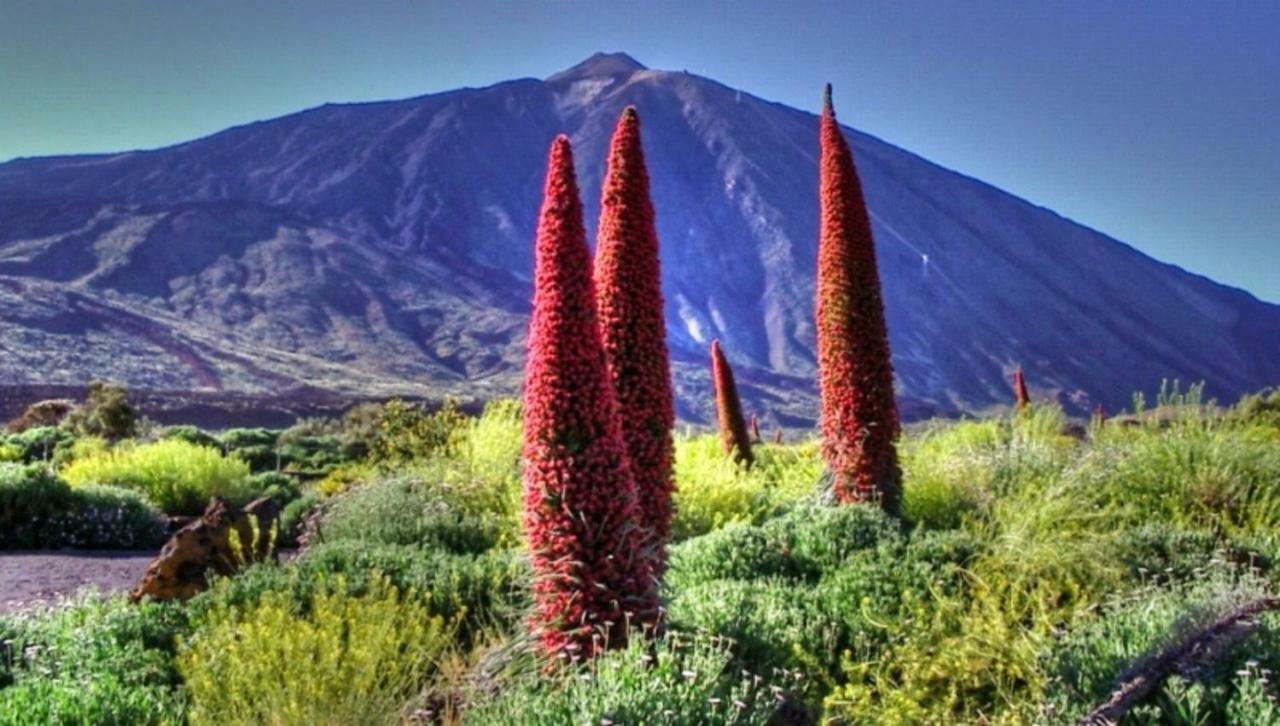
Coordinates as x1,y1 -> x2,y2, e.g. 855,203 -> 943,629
0,386 -> 1278,724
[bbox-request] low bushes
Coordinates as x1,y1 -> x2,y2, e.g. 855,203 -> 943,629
0,594 -> 187,724
667,503 -> 958,685
670,435 -> 820,540
1044,569 -> 1280,723
62,439 -> 252,515
309,470 -> 506,553
178,574 -> 450,726
0,464 -> 166,549
463,630 -> 796,724
218,428 -> 278,472
0,426 -> 75,464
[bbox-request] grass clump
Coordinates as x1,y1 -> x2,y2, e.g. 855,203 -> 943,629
178,573 -> 451,726
61,438 -> 252,515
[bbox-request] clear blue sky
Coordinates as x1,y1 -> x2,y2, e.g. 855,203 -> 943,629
2,0 -> 1276,302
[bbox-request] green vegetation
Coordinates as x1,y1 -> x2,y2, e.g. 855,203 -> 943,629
62,439 -> 252,515
462,631 -> 795,724
0,464 -> 166,549
178,574 -> 450,726
4,390 -> 1280,723
0,595 -> 186,724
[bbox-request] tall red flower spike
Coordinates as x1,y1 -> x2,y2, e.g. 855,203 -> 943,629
711,339 -> 754,467
522,135 -> 657,659
1013,366 -> 1031,410
749,414 -> 762,443
816,84 -> 901,512
594,107 -> 676,573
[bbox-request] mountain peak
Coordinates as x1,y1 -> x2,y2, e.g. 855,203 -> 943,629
548,52 -> 647,82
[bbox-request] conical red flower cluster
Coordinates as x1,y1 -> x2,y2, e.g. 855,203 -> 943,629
1013,366 -> 1031,410
522,136 -> 657,658
815,84 -> 901,512
711,339 -> 754,467
594,107 -> 676,569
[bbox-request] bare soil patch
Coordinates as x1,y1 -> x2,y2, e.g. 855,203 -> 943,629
0,550 -> 156,613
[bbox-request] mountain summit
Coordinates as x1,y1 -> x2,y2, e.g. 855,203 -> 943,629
1,53 -> 1276,423
547,52 -> 648,81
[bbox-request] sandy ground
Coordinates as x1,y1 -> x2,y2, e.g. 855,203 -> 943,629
0,551 -> 156,614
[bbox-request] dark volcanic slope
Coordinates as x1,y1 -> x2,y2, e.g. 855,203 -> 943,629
2,52 -> 1277,423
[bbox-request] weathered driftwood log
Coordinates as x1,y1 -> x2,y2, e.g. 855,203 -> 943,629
130,496 -> 280,602
1078,596 -> 1280,725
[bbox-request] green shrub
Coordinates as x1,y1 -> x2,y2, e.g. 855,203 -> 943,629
1112,523 -> 1223,583
62,439 -> 251,515
245,470 -> 300,504
462,630 -> 794,724
0,426 -> 75,464
188,543 -> 530,642
0,463 -> 166,549
312,470 -> 504,554
277,418 -> 350,473
666,523 -> 796,590
1044,568 -> 1279,723
298,541 -> 530,635
1091,419 -> 1280,535
159,424 -> 220,450
371,398 -> 468,464
0,594 -> 186,724
667,577 -> 841,680
669,534 -> 957,686
219,427 -> 279,472
903,528 -> 984,568
765,503 -> 903,573
458,398 -> 522,492
178,573 -> 450,726
279,491 -> 322,543
671,435 -> 820,540
1231,387 -> 1280,428
65,381 -> 137,440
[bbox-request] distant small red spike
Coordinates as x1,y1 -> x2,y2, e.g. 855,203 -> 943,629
710,340 -> 754,467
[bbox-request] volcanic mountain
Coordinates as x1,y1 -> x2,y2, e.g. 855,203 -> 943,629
2,52 -> 1277,424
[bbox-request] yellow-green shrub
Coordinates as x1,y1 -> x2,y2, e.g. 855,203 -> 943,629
62,439 -> 251,515
671,435 -> 820,540
178,574 -> 450,726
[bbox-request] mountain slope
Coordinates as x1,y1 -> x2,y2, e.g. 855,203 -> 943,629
2,52 -> 1276,423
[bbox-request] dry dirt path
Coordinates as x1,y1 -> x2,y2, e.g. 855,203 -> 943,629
0,551 -> 156,614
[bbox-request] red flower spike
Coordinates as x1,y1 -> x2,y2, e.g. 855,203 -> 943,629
1013,366 -> 1031,410
815,84 -> 902,512
522,135 -> 657,659
749,414 -> 762,443
711,339 -> 754,467
594,107 -> 676,575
